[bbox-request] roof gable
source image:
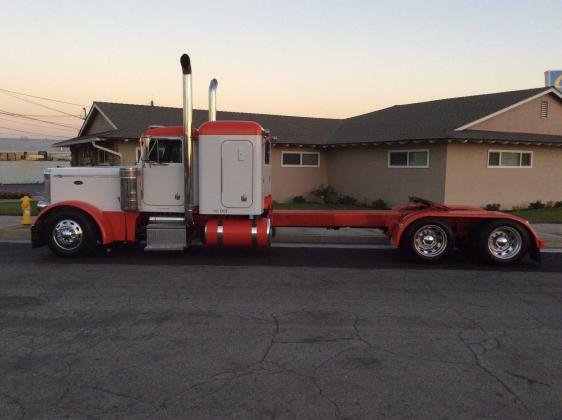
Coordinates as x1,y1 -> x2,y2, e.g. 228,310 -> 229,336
78,104 -> 117,136
456,89 -> 562,133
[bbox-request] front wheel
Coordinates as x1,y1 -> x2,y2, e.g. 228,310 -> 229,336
401,219 -> 454,263
46,210 -> 98,257
476,220 -> 529,265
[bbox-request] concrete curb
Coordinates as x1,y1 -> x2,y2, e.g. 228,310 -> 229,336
0,225 -> 32,241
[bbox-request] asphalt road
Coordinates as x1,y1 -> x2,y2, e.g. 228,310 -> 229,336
1,243 -> 561,419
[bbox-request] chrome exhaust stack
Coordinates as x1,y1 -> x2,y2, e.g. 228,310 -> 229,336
208,78 -> 218,121
180,53 -> 194,225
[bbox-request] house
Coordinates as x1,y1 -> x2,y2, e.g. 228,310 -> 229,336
55,86 -> 562,209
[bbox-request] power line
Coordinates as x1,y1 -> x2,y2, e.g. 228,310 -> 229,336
0,87 -> 85,107
2,92 -> 85,119
8,113 -> 82,118
0,109 -> 80,129
0,126 -> 67,138
0,116 -> 78,132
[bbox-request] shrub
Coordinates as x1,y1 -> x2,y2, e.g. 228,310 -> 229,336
292,195 -> 306,203
545,201 -> 555,208
311,185 -> 337,204
371,198 -> 389,210
337,195 -> 357,206
484,203 -> 501,211
554,201 -> 562,208
0,190 -> 31,199
528,200 -> 545,210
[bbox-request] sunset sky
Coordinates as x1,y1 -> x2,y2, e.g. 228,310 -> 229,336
1,0 -> 561,139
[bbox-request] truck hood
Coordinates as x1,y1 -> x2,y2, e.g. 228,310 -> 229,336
48,166 -> 121,177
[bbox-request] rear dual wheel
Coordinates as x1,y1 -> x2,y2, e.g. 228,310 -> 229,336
402,218 -> 529,265
476,220 -> 529,265
402,219 -> 454,263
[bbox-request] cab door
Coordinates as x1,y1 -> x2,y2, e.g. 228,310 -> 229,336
142,137 -> 184,209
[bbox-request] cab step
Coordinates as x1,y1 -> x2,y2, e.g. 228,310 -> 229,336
144,222 -> 186,251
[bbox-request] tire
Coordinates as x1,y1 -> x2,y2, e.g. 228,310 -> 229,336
476,220 -> 529,265
401,219 -> 454,263
45,209 -> 99,257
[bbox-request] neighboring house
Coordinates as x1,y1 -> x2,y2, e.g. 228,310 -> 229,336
55,87 -> 562,208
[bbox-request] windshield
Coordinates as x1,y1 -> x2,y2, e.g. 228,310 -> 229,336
147,138 -> 182,163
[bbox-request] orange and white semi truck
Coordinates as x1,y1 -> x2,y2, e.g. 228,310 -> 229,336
31,54 -> 543,264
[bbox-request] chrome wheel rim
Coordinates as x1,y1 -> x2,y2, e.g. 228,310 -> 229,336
52,219 -> 83,251
487,227 -> 522,260
413,225 -> 448,258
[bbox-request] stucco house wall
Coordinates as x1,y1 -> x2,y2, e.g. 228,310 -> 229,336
117,140 -> 139,166
444,143 -> 562,209
327,144 -> 448,206
271,147 -> 329,202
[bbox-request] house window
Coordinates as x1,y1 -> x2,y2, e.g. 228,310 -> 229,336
282,151 -> 320,167
540,100 -> 549,118
388,150 -> 429,168
97,150 -> 109,165
488,150 -> 532,168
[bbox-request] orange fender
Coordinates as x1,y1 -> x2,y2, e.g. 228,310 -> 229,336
35,201 -> 139,245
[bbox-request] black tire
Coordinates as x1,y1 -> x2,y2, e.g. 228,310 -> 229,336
401,219 -> 454,263
45,209 -> 99,257
476,220 -> 529,265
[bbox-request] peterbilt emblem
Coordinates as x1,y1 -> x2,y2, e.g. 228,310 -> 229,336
175,193 -> 181,200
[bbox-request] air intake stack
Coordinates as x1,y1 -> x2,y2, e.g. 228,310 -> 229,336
209,79 -> 218,121
180,53 -> 194,225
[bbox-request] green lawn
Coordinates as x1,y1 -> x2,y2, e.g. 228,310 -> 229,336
0,200 -> 39,216
507,208 -> 562,223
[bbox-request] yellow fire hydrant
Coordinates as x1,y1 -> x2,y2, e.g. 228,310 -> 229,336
20,195 -> 32,225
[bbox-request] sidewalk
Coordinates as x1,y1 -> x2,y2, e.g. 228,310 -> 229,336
1,215 -> 561,249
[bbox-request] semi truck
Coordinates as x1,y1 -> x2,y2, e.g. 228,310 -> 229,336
31,54 -> 544,264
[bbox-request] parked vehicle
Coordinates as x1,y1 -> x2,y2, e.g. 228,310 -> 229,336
31,54 -> 543,264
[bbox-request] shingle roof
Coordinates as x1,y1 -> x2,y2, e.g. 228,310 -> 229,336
93,102 -> 342,145
327,87 -> 555,144
55,87 -> 562,147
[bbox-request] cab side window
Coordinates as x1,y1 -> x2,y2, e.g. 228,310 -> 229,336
148,138 -> 182,163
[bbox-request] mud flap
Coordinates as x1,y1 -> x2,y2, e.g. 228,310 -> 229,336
528,243 -> 542,265
31,223 -> 46,248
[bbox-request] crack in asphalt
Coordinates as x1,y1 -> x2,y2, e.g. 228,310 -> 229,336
504,370 -> 552,388
457,318 -> 530,414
